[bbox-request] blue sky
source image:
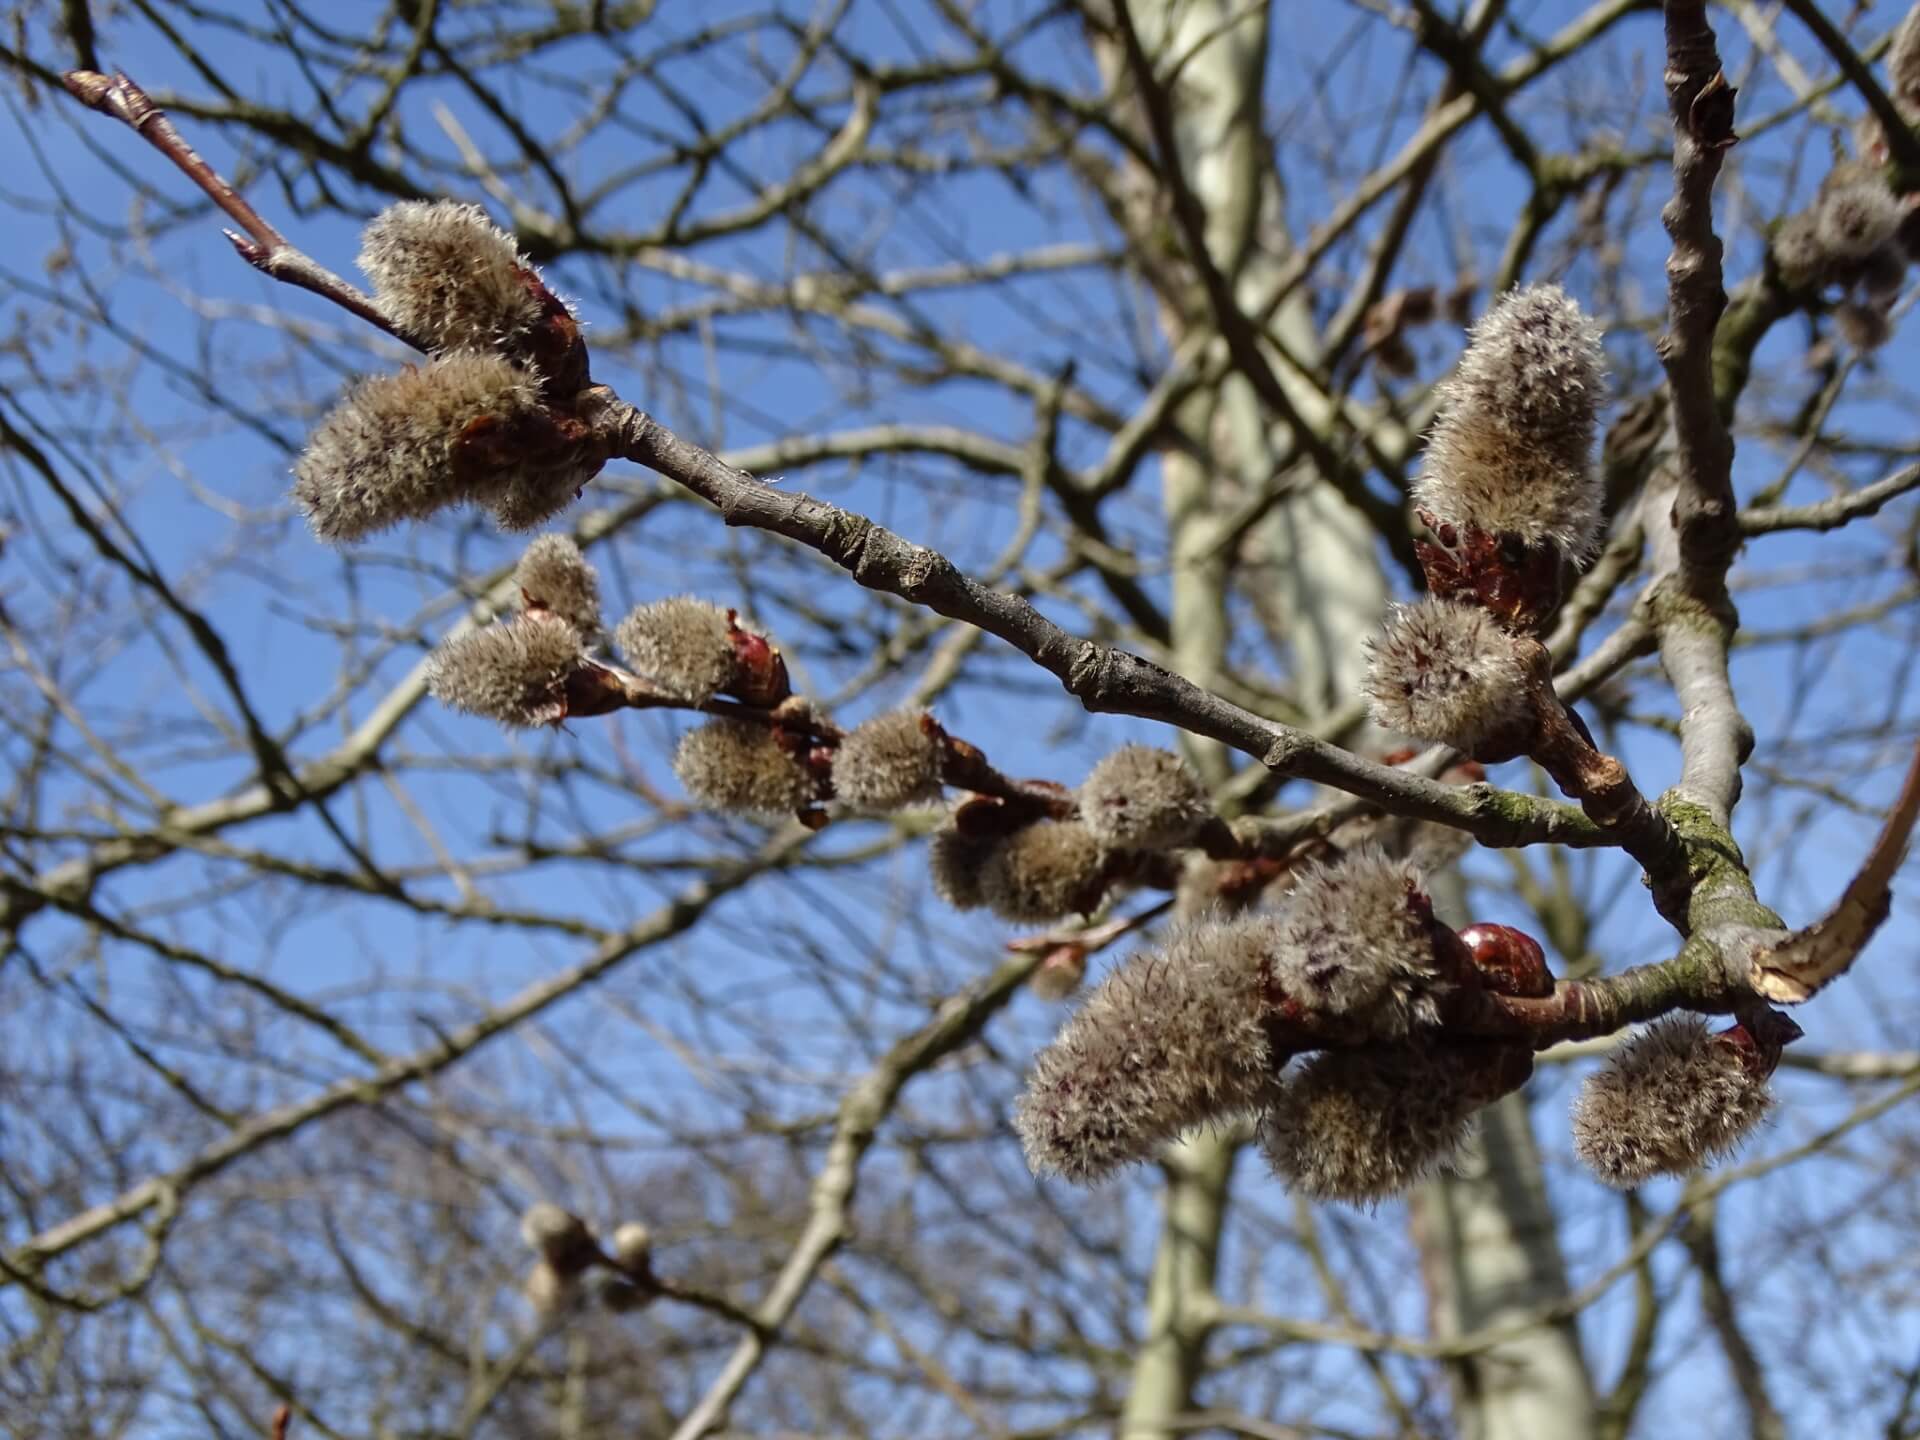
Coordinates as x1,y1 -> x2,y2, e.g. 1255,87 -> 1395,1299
3,1 -> 1919,1434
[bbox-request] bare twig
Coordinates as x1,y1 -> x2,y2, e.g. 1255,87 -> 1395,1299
61,71 -> 414,344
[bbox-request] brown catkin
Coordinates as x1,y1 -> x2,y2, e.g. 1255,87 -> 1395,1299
1571,1017 -> 1774,1186
514,534 -> 601,633
832,711 -> 944,810
292,353 -> 542,542
358,200 -> 542,353
672,718 -> 815,817
427,614 -> 585,728
1413,283 -> 1607,557
1365,596 -> 1535,752
979,819 -> 1108,922
1077,744 -> 1213,851
1258,1046 -> 1478,1203
1015,919 -> 1279,1182
616,597 -> 739,703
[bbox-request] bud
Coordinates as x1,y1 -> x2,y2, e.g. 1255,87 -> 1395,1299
358,201 -> 542,354
980,819 -> 1108,922
1364,597 -> 1534,755
428,613 -> 585,728
1077,744 -> 1212,851
1835,299 -> 1895,351
1414,283 -> 1606,559
1015,919 -> 1279,1183
292,353 -> 542,542
672,717 -> 816,817
1455,923 -> 1553,997
1268,848 -> 1449,1038
519,1202 -> 601,1273
1816,173 -> 1903,261
1029,945 -> 1088,1001
616,597 -> 773,704
514,534 -> 601,633
832,711 -> 944,810
1570,1016 -> 1776,1186
1259,1045 -> 1484,1203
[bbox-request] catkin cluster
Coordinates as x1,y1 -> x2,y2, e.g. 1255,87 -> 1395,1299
923,744 -> 1213,926
428,535 -> 603,728
1773,59 -> 1918,351
519,1202 -> 658,1318
1364,284 -> 1615,752
293,201 -> 603,541
1016,849 -> 1524,1197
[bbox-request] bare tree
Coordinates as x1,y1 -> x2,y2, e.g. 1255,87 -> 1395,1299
5,2 -> 1920,1438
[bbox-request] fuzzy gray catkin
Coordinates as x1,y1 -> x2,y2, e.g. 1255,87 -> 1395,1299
1771,211 -> 1827,288
1268,848 -> 1448,1038
1078,744 -> 1213,851
615,597 -> 738,703
1028,948 -> 1088,1001
928,825 -> 996,910
1571,1018 -> 1774,1186
832,711 -> 944,810
1259,1047 -> 1477,1203
1015,919 -> 1280,1182
489,462 -> 595,533
427,614 -> 585,728
1364,596 -> 1534,751
293,353 -> 541,542
515,534 -> 601,633
609,1222 -> 652,1273
1836,300 -> 1895,351
672,717 -> 815,817
358,201 -> 542,354
525,1260 -> 581,1315
1816,174 -> 1904,261
979,819 -> 1108,922
1413,283 -> 1607,557
1894,3 -> 1920,114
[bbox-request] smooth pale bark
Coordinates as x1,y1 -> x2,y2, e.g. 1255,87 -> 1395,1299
1415,876 -> 1599,1440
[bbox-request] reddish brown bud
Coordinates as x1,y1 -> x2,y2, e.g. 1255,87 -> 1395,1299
1455,923 -> 1553,997
726,613 -> 791,705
